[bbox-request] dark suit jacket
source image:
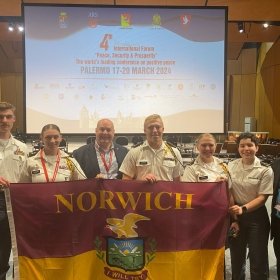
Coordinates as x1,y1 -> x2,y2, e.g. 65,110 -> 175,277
72,142 -> 128,179
271,158 -> 280,239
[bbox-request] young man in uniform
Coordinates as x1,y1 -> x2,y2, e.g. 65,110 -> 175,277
0,102 -> 28,280
120,114 -> 183,182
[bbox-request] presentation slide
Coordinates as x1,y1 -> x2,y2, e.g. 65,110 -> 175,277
24,5 -> 226,134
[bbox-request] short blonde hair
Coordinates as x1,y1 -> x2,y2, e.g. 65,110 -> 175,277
195,133 -> 217,144
144,114 -> 163,129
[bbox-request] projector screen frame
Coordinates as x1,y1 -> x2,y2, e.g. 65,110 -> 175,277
22,3 -> 228,136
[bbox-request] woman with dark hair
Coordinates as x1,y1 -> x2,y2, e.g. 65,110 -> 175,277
228,132 -> 273,280
19,124 -> 86,182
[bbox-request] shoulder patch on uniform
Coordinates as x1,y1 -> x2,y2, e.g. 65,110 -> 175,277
131,142 -> 144,148
260,161 -> 271,167
165,141 -> 177,148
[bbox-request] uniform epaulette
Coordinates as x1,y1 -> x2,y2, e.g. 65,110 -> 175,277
65,151 -> 73,157
165,141 -> 177,148
28,151 -> 37,157
165,141 -> 184,168
260,161 -> 271,167
131,142 -> 144,148
65,157 -> 75,179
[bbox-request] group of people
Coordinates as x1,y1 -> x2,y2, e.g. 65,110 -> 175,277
0,101 -> 279,280
183,132 -> 274,279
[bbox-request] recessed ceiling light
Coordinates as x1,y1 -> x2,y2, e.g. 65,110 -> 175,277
238,22 -> 244,33
263,22 -> 269,28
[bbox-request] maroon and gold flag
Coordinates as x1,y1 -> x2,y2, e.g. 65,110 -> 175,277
6,180 -> 229,280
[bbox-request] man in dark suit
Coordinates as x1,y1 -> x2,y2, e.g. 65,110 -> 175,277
73,119 -> 128,179
271,157 -> 280,279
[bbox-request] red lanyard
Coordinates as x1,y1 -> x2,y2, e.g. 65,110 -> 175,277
40,149 -> 61,182
99,149 -> 113,173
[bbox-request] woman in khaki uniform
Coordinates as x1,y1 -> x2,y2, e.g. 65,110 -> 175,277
229,132 -> 273,280
182,133 -> 228,182
19,124 -> 86,183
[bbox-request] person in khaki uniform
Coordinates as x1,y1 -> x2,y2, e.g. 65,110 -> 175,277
228,132 -> 273,280
120,114 -> 183,182
182,133 -> 228,182
0,102 -> 28,280
19,124 -> 86,183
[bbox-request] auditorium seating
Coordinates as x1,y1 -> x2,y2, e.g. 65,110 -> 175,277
257,144 -> 279,157
131,135 -> 144,147
115,136 -> 129,146
214,143 -> 223,155
59,138 -> 68,152
14,132 -> 280,164
165,135 -> 178,147
86,136 -> 96,144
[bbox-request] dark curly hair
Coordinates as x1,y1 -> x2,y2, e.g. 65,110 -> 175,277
236,132 -> 259,146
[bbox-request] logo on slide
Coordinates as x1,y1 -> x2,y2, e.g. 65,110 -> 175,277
152,14 -> 161,27
180,14 -> 192,26
88,11 -> 98,28
121,13 -> 131,28
58,12 -> 68,29
100,34 -> 112,51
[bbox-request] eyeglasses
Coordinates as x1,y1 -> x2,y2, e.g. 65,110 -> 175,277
0,114 -> 15,120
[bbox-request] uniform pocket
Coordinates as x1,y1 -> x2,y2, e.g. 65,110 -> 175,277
162,159 -> 175,168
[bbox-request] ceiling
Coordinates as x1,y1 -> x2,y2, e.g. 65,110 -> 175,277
0,0 -> 280,73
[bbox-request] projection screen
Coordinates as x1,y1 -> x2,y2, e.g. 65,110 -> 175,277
23,4 -> 227,134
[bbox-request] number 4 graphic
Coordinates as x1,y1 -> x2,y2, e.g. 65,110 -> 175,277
100,34 -> 112,51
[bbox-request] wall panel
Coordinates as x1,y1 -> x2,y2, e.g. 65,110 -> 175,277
0,74 -> 24,132
239,73 -> 256,129
227,48 -> 257,132
228,75 -> 241,131
259,67 -> 274,133
258,40 -> 280,138
272,66 -> 280,137
241,48 -> 257,74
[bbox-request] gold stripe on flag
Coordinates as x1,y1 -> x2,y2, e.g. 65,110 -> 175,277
18,248 -> 225,280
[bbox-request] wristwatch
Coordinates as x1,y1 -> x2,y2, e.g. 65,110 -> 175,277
241,206 -> 248,215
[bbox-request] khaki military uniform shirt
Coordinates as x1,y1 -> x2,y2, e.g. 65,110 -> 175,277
0,136 -> 28,183
119,141 -> 183,181
182,156 -> 228,182
19,150 -> 86,183
228,157 -> 273,205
